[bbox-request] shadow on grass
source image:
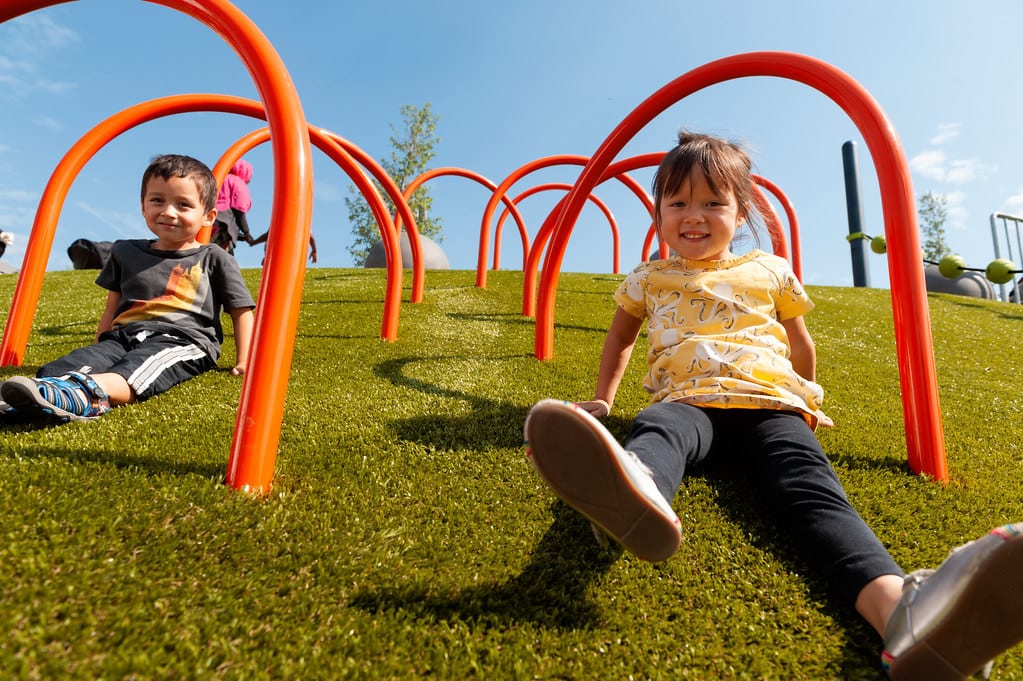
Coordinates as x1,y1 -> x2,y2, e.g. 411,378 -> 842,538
349,501 -> 622,630
374,355 -> 534,450
694,465 -> 884,678
0,442 -> 224,480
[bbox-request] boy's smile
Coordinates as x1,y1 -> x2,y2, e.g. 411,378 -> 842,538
141,175 -> 216,251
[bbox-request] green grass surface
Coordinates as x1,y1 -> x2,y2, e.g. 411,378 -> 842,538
1,267 -> 1022,680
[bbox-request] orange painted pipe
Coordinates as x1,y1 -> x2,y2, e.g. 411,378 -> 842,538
1,1 -> 316,494
534,51 -> 946,482
754,174 -> 803,281
212,125 -> 404,339
495,183 -> 620,274
522,154 -> 656,318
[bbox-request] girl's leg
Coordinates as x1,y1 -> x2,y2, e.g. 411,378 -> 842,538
722,410 -> 904,610
625,401 -> 715,503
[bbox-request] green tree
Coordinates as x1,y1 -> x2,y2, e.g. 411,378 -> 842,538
918,191 -> 950,261
345,103 -> 442,265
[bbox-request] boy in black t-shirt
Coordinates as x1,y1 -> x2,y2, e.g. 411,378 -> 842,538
1,154 -> 255,423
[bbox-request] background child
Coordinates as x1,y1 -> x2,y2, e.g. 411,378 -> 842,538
212,159 -> 255,254
1,154 -> 255,423
523,131 -> 1023,680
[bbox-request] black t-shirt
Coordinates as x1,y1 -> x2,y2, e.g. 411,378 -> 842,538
96,239 -> 255,360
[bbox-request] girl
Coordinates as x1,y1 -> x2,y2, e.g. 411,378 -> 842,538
212,159 -> 255,254
523,131 -> 1023,680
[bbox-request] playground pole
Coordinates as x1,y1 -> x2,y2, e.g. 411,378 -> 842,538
843,140 -> 870,287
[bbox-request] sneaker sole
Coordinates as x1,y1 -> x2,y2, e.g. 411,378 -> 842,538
0,376 -> 91,423
887,525 -> 1023,680
524,400 -> 681,562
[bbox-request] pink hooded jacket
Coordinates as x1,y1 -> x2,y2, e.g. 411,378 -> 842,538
216,159 -> 253,213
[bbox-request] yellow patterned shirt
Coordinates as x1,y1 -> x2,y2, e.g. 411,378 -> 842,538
614,250 -> 824,427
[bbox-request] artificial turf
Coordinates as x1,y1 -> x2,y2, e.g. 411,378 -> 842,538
1,267 -> 1021,680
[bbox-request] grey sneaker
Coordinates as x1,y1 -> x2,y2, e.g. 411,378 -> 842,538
882,523 -> 1023,680
523,399 -> 681,562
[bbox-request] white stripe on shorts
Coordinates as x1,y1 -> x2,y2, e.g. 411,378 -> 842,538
127,341 -> 208,395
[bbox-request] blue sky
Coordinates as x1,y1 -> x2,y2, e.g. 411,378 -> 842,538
3,0 -> 1023,292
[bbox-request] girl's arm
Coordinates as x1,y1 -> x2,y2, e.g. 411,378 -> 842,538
577,306 -> 644,417
96,291 -> 121,341
782,315 -> 816,381
228,307 -> 255,376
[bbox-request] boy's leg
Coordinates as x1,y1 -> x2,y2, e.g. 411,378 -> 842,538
1,334 -> 127,422
1,371 -> 111,422
103,332 -> 215,402
3,331 -> 212,422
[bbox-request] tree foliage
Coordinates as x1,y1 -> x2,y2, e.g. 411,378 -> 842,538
918,191 -> 950,261
345,103 -> 443,265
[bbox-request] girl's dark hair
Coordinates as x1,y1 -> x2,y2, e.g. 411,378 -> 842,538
140,154 -> 218,211
651,131 -> 758,234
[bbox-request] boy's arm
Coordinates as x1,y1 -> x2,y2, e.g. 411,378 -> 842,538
228,307 -> 255,376
577,306 -> 644,418
96,291 -> 121,341
781,315 -> 816,381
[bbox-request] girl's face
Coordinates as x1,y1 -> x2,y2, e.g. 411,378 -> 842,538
141,175 -> 216,251
656,171 -> 745,261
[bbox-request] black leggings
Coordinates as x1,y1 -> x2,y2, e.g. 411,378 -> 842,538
626,402 -> 903,606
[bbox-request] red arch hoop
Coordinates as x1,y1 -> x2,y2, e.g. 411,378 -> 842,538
535,51 -> 946,482
1,0 -> 314,494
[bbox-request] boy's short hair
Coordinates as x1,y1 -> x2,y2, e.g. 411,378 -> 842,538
140,154 -> 218,212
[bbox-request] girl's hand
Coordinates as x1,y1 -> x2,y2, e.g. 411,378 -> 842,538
576,399 -> 610,418
230,364 -> 247,376
817,411 -> 835,428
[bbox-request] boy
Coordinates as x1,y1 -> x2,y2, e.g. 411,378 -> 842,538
1,154 -> 255,423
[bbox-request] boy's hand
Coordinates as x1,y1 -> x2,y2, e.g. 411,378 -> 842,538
576,399 -> 610,418
817,411 -> 835,428
230,364 -> 246,376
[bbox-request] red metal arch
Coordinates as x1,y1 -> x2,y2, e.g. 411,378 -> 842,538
476,154 -> 654,289
403,167 -> 530,274
0,94 -> 406,344
214,125 -> 412,337
534,51 -> 946,482
494,183 -> 620,274
753,174 -> 803,281
522,154 -> 659,318
1,1 -> 314,494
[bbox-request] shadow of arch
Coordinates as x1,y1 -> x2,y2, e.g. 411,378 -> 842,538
1,1 -> 314,494
533,50 -> 947,482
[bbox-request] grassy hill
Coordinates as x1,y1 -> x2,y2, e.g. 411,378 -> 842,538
1,267 -> 1021,679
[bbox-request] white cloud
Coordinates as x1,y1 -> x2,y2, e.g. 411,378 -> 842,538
34,116 -> 62,132
946,159 -> 991,184
0,189 -> 38,202
945,190 -> 968,228
2,14 -> 79,54
929,122 -> 961,146
1003,188 -> 1023,210
909,150 -> 946,181
910,126 -> 993,186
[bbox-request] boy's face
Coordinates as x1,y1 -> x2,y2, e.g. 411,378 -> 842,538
141,175 -> 216,251
656,171 -> 745,262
